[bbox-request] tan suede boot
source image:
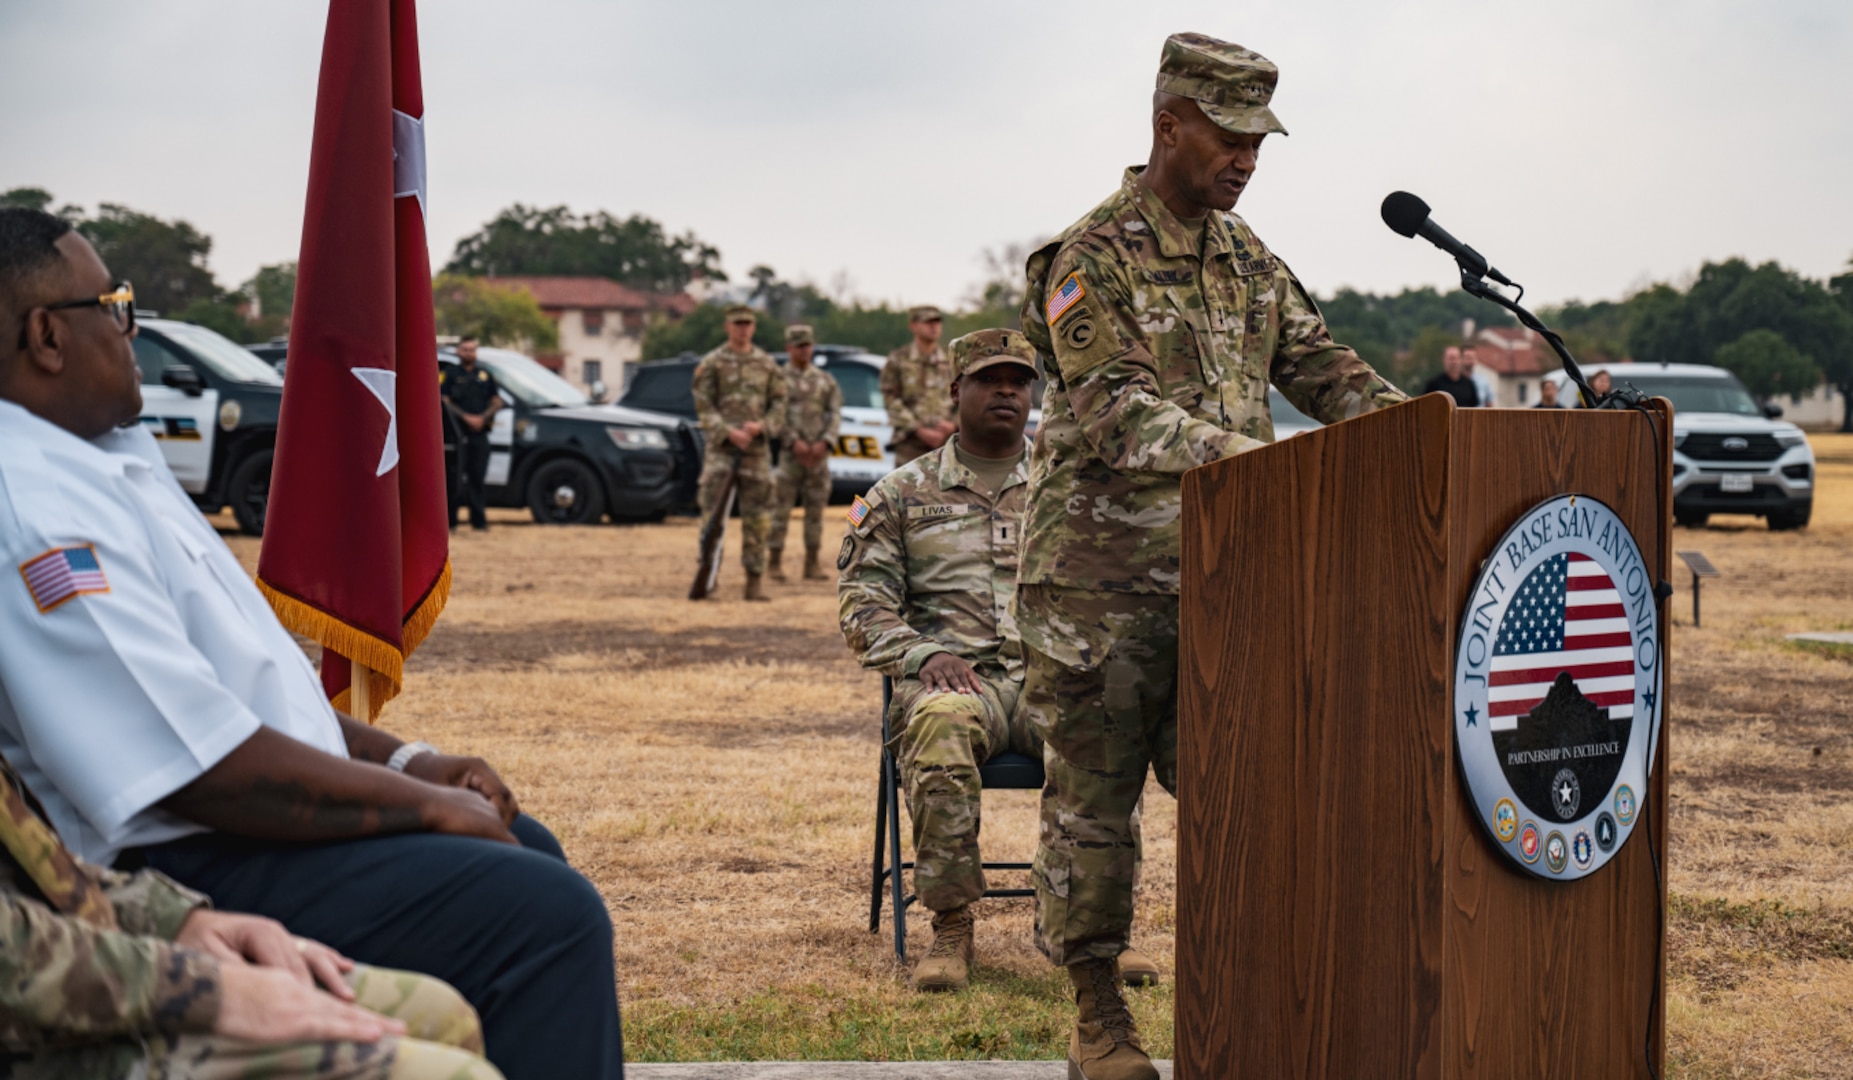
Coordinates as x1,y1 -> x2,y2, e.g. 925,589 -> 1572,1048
802,545 -> 826,580
744,573 -> 771,602
910,905 -> 974,992
1067,957 -> 1157,1080
1117,945 -> 1160,987
767,550 -> 787,582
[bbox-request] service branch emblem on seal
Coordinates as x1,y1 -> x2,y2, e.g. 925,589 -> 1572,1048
1455,494 -> 1662,881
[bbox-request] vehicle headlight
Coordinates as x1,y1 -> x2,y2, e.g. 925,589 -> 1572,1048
1775,431 -> 1807,448
1673,431 -> 1687,449
607,426 -> 669,451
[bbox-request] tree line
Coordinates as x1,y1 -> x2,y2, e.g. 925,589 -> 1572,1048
7,186 -> 1848,428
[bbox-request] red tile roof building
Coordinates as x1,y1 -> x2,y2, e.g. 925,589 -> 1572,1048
486,276 -> 694,394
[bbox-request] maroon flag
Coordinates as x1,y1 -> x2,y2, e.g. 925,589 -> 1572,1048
257,0 -> 448,721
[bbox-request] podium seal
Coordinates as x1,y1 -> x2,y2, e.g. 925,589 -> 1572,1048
1454,494 -> 1662,881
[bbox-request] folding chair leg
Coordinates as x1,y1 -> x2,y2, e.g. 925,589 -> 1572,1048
886,753 -> 908,964
869,759 -> 888,933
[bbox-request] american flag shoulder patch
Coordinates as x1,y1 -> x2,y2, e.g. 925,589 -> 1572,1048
1045,272 -> 1086,324
20,545 -> 110,614
847,495 -> 872,527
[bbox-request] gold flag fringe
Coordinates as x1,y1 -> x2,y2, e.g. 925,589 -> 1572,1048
256,558 -> 451,724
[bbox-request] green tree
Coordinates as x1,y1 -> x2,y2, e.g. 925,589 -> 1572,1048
1712,329 -> 1820,400
432,273 -> 560,352
72,203 -> 222,315
1626,260 -> 1849,387
1829,255 -> 1853,431
0,187 -> 54,212
445,204 -> 723,293
640,302 -> 786,360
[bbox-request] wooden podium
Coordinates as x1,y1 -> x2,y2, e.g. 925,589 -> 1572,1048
1176,394 -> 1670,1079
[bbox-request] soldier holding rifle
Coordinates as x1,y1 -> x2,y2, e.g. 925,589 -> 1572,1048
1017,34 -> 1408,1079
690,304 -> 787,602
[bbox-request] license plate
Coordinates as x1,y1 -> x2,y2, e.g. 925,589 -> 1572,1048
1720,473 -> 1754,493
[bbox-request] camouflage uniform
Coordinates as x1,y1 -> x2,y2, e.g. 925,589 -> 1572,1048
692,341 -> 788,578
838,430 -> 1031,912
881,339 -> 954,468
1019,41 -> 1408,967
0,759 -> 500,1080
769,362 -> 841,561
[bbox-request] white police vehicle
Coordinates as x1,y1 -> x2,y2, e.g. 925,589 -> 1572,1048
1545,362 -> 1816,530
135,317 -> 288,534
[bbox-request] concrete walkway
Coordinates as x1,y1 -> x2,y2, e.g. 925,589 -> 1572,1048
628,1063 -> 1173,1078
1788,631 -> 1853,647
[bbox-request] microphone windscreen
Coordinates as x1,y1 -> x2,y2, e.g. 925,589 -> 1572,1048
1381,191 -> 1431,238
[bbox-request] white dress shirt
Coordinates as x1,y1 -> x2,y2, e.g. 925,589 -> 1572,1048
0,400 -> 349,866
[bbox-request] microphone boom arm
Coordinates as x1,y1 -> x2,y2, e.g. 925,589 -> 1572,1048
1456,268 -> 1603,409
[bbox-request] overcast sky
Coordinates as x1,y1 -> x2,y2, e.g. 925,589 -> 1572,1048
3,0 -> 1849,311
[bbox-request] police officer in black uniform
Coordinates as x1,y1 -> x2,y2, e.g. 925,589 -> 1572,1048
440,335 -> 503,531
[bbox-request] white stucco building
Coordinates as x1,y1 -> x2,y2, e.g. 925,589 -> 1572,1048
488,276 -> 694,398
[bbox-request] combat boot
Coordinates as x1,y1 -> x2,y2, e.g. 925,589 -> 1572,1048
1118,945 -> 1160,987
911,905 -> 974,992
767,550 -> 787,582
802,545 -> 826,580
744,573 -> 771,602
1067,957 -> 1157,1080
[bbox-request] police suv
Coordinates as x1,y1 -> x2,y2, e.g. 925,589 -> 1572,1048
1546,362 -> 1816,530
620,345 -> 896,500
135,317 -> 288,535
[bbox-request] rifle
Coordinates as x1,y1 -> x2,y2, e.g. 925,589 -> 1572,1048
688,445 -> 742,600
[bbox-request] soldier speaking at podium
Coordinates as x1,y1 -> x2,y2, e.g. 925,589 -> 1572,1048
1016,33 -> 1408,1079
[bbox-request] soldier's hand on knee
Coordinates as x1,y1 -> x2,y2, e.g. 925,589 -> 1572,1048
177,910 -> 358,998
216,962 -> 406,1045
920,653 -> 983,696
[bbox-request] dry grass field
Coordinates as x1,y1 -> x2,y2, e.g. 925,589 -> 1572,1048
216,433 -> 1853,1074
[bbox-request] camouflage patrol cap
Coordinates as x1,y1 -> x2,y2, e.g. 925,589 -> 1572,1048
1156,32 -> 1288,136
723,303 -> 757,323
784,323 -> 815,346
949,328 -> 1037,380
908,304 -> 943,323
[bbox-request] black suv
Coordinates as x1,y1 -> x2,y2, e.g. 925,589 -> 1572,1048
136,318 -> 288,534
433,346 -> 701,524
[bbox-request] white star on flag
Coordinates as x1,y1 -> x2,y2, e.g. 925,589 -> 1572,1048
352,367 -> 399,477
392,109 -> 426,218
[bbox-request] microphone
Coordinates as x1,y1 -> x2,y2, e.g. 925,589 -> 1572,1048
1380,191 -> 1515,288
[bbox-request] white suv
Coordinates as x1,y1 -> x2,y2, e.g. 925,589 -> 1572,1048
1546,362 -> 1815,530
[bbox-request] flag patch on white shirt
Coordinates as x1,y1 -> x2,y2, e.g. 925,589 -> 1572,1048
20,545 -> 109,613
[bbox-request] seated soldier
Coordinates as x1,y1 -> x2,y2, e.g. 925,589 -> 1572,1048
0,211 -> 622,1080
839,329 -> 1157,991
0,752 -> 500,1080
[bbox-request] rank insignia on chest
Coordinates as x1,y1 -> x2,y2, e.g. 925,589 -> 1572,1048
20,545 -> 110,614
1046,272 -> 1086,323
847,495 -> 872,527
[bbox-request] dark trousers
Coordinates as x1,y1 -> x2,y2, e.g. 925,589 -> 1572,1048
452,434 -> 491,529
139,816 -> 623,1080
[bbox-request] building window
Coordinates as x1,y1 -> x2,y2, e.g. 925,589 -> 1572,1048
1518,382 -> 1529,403
583,359 -> 603,388
582,310 -> 604,336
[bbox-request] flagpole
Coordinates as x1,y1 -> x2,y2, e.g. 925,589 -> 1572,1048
351,656 -> 373,722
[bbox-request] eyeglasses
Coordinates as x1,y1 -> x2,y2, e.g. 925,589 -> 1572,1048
16,281 -> 137,349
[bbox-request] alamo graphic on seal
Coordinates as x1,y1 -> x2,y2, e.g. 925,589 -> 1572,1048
1453,494 -> 1663,882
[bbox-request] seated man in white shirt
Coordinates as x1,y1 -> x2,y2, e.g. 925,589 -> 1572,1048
0,208 -> 622,1080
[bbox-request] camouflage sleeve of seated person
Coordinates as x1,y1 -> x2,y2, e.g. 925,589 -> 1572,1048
837,481 -> 949,678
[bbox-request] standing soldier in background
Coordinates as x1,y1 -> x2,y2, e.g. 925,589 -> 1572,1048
1017,34 -> 1408,1080
881,304 -> 954,467
439,335 -> 502,532
768,324 -> 841,582
692,304 -> 788,602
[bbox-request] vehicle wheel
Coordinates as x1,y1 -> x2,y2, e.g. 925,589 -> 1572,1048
1768,506 -> 1811,531
227,448 -> 274,536
525,458 -> 605,525
1674,510 -> 1709,528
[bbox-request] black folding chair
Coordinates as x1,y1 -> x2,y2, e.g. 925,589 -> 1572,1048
869,675 -> 1044,963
